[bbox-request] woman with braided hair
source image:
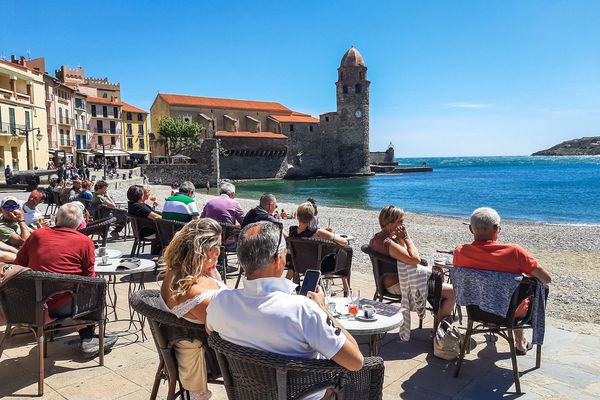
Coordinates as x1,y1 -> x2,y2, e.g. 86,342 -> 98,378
159,218 -> 226,400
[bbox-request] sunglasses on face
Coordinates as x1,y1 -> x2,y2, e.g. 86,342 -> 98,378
2,203 -> 19,211
272,221 -> 285,260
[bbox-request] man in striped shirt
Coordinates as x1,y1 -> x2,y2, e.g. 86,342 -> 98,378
162,181 -> 200,222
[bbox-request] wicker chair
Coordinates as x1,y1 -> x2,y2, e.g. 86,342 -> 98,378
218,222 -> 241,286
208,332 -> 384,400
96,205 -> 128,240
287,237 -> 352,296
0,270 -> 107,396
129,290 -> 223,400
453,274 -> 548,394
78,216 -> 116,247
361,244 -> 442,330
44,189 -> 60,216
128,215 -> 159,257
154,218 -> 187,252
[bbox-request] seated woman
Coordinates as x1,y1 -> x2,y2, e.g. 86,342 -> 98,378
286,202 -> 349,279
369,205 -> 455,321
159,219 -> 226,400
289,202 -> 348,246
128,185 -> 162,253
92,180 -> 116,209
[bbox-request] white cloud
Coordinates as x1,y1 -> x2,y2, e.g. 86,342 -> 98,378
445,102 -> 490,109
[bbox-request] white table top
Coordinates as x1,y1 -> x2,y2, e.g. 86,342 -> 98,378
95,258 -> 156,275
95,248 -> 123,259
330,297 -> 403,336
433,258 -> 454,269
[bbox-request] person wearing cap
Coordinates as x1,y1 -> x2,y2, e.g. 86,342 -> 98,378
0,197 -> 31,247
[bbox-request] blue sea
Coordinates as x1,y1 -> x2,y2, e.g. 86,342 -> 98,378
233,156 -> 600,224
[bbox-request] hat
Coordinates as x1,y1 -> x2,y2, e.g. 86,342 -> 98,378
1,196 -> 20,207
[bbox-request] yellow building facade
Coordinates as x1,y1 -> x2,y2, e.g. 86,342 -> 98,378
122,102 -> 150,162
0,60 -> 49,172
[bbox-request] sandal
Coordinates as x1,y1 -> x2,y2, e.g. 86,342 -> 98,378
516,340 -> 533,356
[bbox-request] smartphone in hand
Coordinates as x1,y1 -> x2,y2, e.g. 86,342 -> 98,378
299,269 -> 321,296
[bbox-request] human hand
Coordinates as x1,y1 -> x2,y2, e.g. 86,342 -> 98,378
395,225 -> 408,240
307,285 -> 326,309
10,209 -> 24,221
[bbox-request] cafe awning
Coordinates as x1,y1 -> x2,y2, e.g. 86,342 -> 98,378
91,149 -> 130,157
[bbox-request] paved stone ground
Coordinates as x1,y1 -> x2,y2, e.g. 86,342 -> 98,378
1,232 -> 599,399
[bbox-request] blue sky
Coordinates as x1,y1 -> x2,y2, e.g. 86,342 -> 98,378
3,1 -> 600,157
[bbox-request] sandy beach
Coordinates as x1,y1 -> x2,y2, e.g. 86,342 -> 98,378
118,184 -> 598,330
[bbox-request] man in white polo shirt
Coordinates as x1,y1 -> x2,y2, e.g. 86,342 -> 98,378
206,221 -> 363,398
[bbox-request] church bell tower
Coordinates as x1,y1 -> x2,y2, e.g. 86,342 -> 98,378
334,47 -> 371,175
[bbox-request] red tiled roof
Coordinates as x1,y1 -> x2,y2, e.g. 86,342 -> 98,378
159,93 -> 292,113
122,101 -> 147,114
215,131 -> 288,139
87,96 -> 122,106
269,114 -> 319,123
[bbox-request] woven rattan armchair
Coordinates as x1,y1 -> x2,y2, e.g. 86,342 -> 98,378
96,205 -> 128,239
218,222 -> 241,286
78,216 -> 116,247
154,218 -> 187,252
208,332 -> 384,400
129,290 -> 223,400
287,236 -> 353,296
0,270 -> 107,396
361,244 -> 442,330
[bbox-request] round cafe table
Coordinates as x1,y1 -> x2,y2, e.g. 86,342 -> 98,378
95,258 -> 156,341
330,297 -> 403,356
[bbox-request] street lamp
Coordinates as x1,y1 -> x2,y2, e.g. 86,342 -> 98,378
15,127 -> 40,171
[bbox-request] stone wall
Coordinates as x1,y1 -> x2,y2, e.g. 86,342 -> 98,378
142,140 -> 218,186
220,154 -> 288,179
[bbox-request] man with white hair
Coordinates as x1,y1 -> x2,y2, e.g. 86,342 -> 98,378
200,181 -> 244,225
163,181 -> 200,222
207,221 -> 363,400
15,202 -> 117,356
454,207 -> 551,355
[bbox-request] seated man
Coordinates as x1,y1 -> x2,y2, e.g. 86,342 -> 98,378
162,181 -> 200,222
15,203 -> 117,356
22,188 -> 47,228
60,179 -> 82,204
0,196 -> 31,248
200,182 -> 244,225
454,207 -> 551,355
206,221 -> 363,400
241,193 -> 279,228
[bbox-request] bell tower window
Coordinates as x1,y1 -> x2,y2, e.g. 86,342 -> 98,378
359,71 -> 363,80
355,84 -> 362,94
340,71 -> 344,80
343,85 -> 348,94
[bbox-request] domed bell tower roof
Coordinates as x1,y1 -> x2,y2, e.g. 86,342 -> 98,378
340,47 -> 366,68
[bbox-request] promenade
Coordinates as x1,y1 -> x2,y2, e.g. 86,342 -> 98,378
1,234 -> 599,399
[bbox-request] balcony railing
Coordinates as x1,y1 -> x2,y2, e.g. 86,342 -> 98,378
92,128 -> 122,135
49,139 -> 76,148
75,122 -> 88,130
46,93 -> 54,102
58,118 -> 75,126
0,122 -> 26,135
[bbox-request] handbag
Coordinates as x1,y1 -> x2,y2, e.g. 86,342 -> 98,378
433,318 -> 462,360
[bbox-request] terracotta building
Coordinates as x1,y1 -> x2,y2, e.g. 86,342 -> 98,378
148,47 -> 370,179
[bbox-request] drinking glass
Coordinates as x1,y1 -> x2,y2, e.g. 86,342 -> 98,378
348,289 -> 360,316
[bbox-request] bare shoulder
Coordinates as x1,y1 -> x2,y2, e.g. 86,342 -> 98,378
187,276 -> 222,296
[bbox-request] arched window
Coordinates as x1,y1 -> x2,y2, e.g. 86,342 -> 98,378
343,85 -> 348,94
339,71 -> 344,80
359,71 -> 363,80
355,84 -> 362,94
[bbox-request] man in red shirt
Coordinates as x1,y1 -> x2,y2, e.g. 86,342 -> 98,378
15,203 -> 116,357
454,207 -> 551,355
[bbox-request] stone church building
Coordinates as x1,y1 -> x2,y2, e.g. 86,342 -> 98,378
148,47 -> 371,181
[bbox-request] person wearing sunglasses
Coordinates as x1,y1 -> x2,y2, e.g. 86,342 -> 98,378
0,196 -> 31,248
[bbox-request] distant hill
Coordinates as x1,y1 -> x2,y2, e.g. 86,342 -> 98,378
532,136 -> 600,156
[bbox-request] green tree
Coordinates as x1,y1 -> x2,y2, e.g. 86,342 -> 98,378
158,116 -> 205,155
